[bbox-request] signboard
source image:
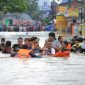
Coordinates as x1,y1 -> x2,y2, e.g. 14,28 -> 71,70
68,11 -> 79,17
56,15 -> 68,30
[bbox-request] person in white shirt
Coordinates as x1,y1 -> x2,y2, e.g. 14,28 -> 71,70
44,32 -> 61,52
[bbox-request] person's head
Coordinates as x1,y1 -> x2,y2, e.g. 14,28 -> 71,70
48,32 -> 56,41
1,38 -> 5,44
22,44 -> 28,49
75,39 -> 79,46
31,37 -> 39,44
62,41 -> 68,49
46,42 -> 52,49
18,38 -> 23,46
28,38 -> 33,46
34,43 -> 39,49
24,38 -> 28,45
6,41 -> 11,47
58,36 -> 63,42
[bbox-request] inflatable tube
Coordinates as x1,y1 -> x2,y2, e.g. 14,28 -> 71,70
54,50 -> 70,57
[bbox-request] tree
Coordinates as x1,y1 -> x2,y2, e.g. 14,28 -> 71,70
26,0 -> 40,20
0,0 -> 28,13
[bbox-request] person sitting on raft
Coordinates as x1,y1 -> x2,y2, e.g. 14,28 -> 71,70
71,39 -> 81,53
53,41 -> 70,57
42,42 -> 55,55
2,41 -> 11,54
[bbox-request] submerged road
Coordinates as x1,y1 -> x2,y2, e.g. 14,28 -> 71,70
0,53 -> 85,85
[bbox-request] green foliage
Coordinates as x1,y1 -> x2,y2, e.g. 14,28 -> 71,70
26,0 -> 40,20
0,0 -> 28,13
0,0 -> 41,20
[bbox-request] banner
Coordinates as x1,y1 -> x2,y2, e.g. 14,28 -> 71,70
56,15 -> 68,30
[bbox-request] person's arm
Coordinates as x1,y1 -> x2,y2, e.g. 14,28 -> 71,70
12,44 -> 15,52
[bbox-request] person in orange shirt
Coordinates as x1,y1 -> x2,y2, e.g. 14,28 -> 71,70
17,44 -> 42,58
17,44 -> 31,58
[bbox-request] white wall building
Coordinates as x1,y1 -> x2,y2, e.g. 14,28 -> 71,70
38,0 -> 51,11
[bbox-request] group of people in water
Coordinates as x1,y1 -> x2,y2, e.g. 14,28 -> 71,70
0,32 -> 85,58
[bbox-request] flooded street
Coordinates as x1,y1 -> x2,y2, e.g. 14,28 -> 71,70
0,32 -> 85,85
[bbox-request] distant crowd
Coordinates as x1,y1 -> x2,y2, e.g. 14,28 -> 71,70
0,32 -> 85,58
0,23 -> 56,32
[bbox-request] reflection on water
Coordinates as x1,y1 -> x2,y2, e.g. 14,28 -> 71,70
0,32 -> 85,85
